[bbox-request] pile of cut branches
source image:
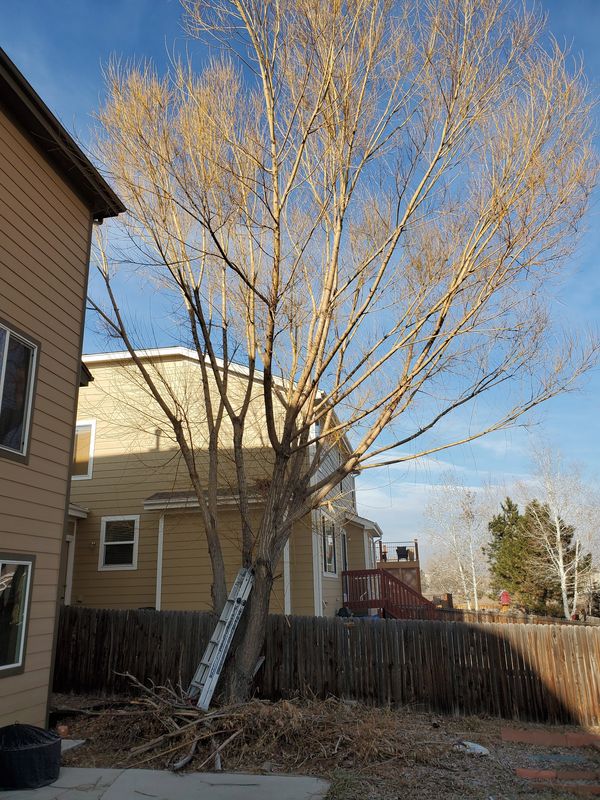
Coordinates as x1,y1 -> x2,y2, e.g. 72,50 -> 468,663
57,673 -> 449,774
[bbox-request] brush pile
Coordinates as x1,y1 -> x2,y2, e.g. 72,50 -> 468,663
57,673 -> 447,774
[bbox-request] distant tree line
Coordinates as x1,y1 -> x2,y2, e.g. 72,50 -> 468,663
486,497 -> 594,619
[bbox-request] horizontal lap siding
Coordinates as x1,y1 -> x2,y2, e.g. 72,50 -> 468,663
346,521 -> 369,569
69,362 -> 296,612
162,511 -> 241,612
0,109 -> 90,728
70,368 -> 198,609
289,516 -> 315,616
72,510 -> 159,609
161,509 -> 286,612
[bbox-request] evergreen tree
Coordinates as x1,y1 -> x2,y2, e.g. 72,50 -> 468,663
486,497 -> 537,608
521,499 -> 592,618
487,497 -> 591,616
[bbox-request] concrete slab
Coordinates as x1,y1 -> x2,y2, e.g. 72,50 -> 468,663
1,769 -> 123,800
0,768 -> 329,800
103,769 -> 330,800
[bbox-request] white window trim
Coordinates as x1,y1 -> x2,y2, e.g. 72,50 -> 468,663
72,419 -> 96,480
0,324 -> 38,458
98,515 -> 140,571
341,531 -> 348,573
0,557 -> 34,673
322,515 -> 337,577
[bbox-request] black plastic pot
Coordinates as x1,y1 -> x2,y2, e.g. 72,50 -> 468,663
0,724 -> 61,789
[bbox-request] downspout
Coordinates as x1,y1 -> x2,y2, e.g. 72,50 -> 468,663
155,514 -> 164,611
283,540 -> 291,614
309,422 -> 323,616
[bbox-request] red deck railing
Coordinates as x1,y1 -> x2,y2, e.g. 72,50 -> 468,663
342,568 -> 439,620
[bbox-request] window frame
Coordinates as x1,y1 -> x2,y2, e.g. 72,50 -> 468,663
98,515 -> 140,572
0,320 -> 39,463
322,516 -> 337,576
72,418 -> 96,480
0,553 -> 35,677
341,531 -> 348,572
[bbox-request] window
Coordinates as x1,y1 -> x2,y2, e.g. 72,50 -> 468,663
322,517 -> 337,575
0,555 -> 34,676
99,516 -> 139,571
72,420 -> 96,479
0,324 -> 37,458
341,532 -> 348,572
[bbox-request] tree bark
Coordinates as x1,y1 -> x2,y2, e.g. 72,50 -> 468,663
225,557 -> 273,702
553,511 -> 570,620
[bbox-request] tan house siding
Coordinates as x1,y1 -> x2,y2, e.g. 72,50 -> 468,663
345,521 -> 370,570
70,359 -> 280,609
323,568 -> 343,617
69,359 -> 331,616
288,515 -> 316,616
159,509 -> 285,613
0,110 -> 91,728
69,357 -> 380,619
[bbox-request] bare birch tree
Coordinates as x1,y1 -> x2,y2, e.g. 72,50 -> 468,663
425,476 -> 490,609
519,447 -> 597,619
90,0 -> 597,698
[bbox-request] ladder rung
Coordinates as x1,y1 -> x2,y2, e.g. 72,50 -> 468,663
186,567 -> 254,708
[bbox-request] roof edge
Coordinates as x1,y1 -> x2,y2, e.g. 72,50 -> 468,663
345,511 -> 383,538
0,48 -> 125,221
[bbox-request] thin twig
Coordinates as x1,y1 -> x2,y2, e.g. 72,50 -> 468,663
194,730 -> 243,771
171,738 -> 199,771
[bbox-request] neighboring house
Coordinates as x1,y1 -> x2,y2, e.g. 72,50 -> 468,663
68,348 -> 382,617
0,50 -> 124,728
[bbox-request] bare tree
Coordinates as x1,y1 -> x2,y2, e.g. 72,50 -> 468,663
425,476 -> 490,609
89,0 -> 597,699
519,446 -> 597,619
423,555 -> 467,602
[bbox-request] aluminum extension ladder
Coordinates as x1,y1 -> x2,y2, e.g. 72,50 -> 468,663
187,567 -> 254,710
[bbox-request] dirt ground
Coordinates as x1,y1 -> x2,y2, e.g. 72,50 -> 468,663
52,693 -> 600,800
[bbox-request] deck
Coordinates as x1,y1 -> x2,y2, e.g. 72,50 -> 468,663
342,568 -> 438,620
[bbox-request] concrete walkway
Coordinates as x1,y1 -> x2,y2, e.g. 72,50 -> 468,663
2,768 -> 330,800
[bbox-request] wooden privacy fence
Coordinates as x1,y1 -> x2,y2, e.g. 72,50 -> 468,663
437,609 -> 584,626
54,606 -> 600,725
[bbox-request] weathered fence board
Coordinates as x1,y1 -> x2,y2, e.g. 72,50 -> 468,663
436,609 -> 588,625
53,606 -> 600,725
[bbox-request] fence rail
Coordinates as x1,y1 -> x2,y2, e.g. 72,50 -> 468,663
54,606 -> 600,725
436,609 -> 589,625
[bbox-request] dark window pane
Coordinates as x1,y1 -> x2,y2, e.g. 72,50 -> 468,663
0,562 -> 31,669
105,520 -> 135,543
104,543 -> 134,566
0,336 -> 34,453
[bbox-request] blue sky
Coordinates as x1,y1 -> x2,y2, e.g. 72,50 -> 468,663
3,1 -> 599,562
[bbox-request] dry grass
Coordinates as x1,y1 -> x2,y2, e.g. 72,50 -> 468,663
53,688 -> 600,800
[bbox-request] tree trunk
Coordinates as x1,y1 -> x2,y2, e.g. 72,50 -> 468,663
469,541 -> 479,611
457,559 -> 471,611
553,512 -> 570,620
570,539 -> 581,617
225,558 -> 273,702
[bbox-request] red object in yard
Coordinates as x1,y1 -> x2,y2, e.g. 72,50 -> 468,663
499,590 -> 511,606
